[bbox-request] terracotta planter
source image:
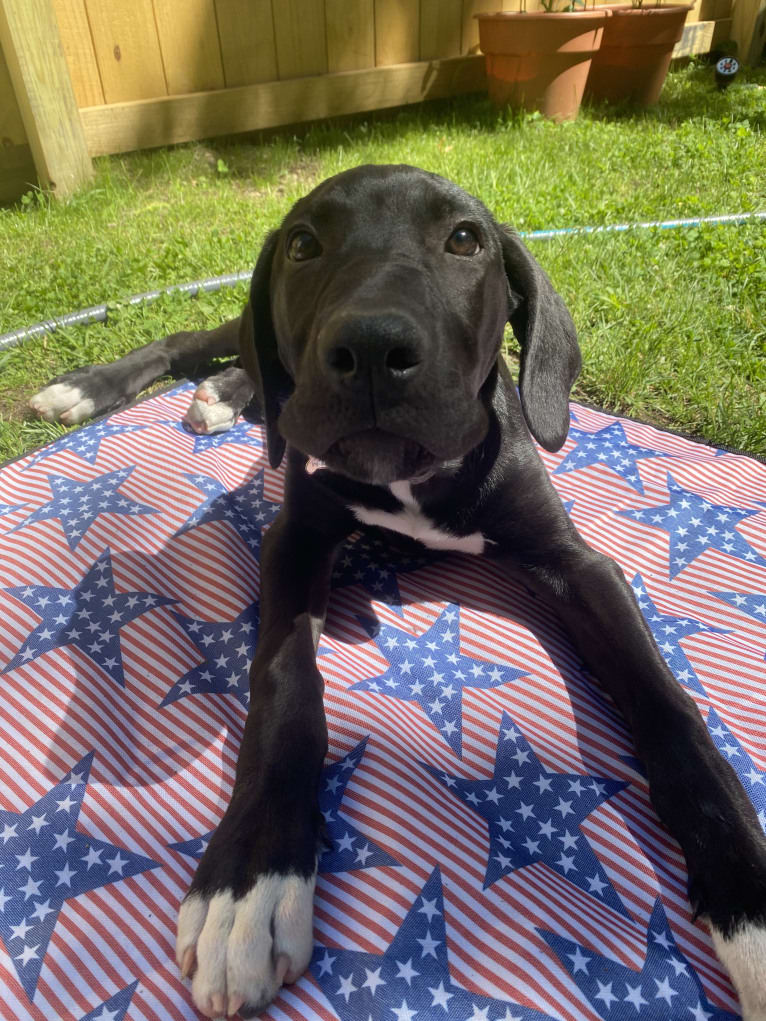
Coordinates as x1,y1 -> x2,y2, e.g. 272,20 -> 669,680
586,4 -> 692,106
476,10 -> 609,121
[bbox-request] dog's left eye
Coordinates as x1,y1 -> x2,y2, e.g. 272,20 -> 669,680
287,230 -> 322,262
446,226 -> 480,257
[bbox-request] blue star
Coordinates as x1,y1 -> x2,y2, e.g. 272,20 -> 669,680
162,602 -> 259,708
554,423 -> 673,494
714,589 -> 766,636
352,604 -> 527,757
174,419 -> 264,453
621,475 -> 766,579
630,574 -> 728,696
0,754 -> 159,999
424,712 -> 628,913
543,899 -> 739,1019
175,471 -> 281,557
3,551 -> 175,685
23,420 -> 148,469
311,868 -> 557,1021
170,738 -> 399,875
332,532 -> 438,614
319,737 -> 399,873
11,468 -> 159,550
706,708 -> 766,832
77,981 -> 138,1021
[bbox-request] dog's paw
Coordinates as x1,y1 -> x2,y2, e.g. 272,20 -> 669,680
29,382 -> 96,425
183,367 -> 254,435
176,873 -> 315,1018
711,920 -> 766,1021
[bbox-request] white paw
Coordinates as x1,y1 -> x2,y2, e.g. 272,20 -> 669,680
183,380 -> 239,435
176,874 -> 315,1017
29,383 -> 95,424
711,920 -> 766,1021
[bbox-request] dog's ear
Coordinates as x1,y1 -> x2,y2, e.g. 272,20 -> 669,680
499,227 -> 580,452
239,230 -> 293,469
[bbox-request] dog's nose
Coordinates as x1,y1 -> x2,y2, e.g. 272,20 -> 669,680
322,314 -> 422,389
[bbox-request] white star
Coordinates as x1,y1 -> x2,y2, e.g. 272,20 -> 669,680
391,999 -> 418,1021
395,958 -> 419,984
429,980 -> 454,1009
417,928 -> 440,958
418,897 -> 440,922
361,966 -> 385,994
337,973 -> 357,1001
567,946 -> 590,974
623,983 -> 648,1010
316,950 -> 335,976
594,981 -> 617,1008
654,975 -> 678,1004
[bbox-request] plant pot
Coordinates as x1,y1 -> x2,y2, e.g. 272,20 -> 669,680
476,10 -> 609,121
585,4 -> 693,106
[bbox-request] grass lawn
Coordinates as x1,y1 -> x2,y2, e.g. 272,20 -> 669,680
1,62 -> 765,463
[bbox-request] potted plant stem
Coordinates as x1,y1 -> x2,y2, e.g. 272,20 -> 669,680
585,0 -> 694,105
475,1 -> 610,121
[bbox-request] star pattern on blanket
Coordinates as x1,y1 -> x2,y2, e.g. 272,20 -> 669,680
425,712 -> 628,912
162,602 -> 259,708
555,422 -> 674,493
542,899 -> 739,1019
175,420 -> 264,453
169,737 -> 399,874
310,867 -> 557,1021
621,475 -> 766,578
174,471 -> 280,556
78,981 -> 138,1021
11,468 -> 158,550
714,588 -> 766,634
332,532 -> 437,612
319,737 -> 399,873
23,421 -> 148,469
706,707 -> 766,831
3,551 -> 175,685
0,754 -> 158,999
630,574 -> 728,696
352,604 -> 527,757
0,500 -> 27,519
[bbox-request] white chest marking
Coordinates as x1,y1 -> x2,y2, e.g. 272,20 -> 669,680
350,481 -> 487,555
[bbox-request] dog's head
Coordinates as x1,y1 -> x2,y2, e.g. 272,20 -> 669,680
240,164 -> 580,484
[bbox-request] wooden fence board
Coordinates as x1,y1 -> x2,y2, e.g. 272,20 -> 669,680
462,0 -> 502,54
273,0 -> 327,80
326,0 -> 375,72
153,0 -> 224,95
51,0 -> 104,107
84,0 -> 166,103
374,0 -> 419,65
0,40 -> 36,202
215,0 -> 277,86
80,54 -> 486,156
0,0 -> 91,196
420,0 -> 462,59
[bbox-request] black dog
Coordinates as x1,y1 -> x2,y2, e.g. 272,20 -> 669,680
31,166 -> 766,1019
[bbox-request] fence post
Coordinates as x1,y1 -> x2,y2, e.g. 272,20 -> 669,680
0,0 -> 92,198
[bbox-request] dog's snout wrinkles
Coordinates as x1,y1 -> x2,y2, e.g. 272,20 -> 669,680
322,313 -> 422,392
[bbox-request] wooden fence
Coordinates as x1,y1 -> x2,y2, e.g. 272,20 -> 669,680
1,0 -> 761,203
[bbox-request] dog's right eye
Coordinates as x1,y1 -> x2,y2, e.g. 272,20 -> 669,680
287,231 -> 322,262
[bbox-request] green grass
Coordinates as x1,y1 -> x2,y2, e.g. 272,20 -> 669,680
1,62 -> 765,462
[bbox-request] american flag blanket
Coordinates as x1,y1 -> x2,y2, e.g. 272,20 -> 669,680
0,381 -> 764,1021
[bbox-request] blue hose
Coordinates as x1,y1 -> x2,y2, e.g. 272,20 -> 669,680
2,211 -> 764,351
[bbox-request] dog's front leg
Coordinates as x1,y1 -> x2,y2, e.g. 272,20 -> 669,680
495,519 -> 766,1019
176,507 -> 345,1019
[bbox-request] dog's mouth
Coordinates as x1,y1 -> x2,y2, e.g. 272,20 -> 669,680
320,429 -> 436,485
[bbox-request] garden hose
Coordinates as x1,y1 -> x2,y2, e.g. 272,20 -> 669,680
2,210 -> 765,351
